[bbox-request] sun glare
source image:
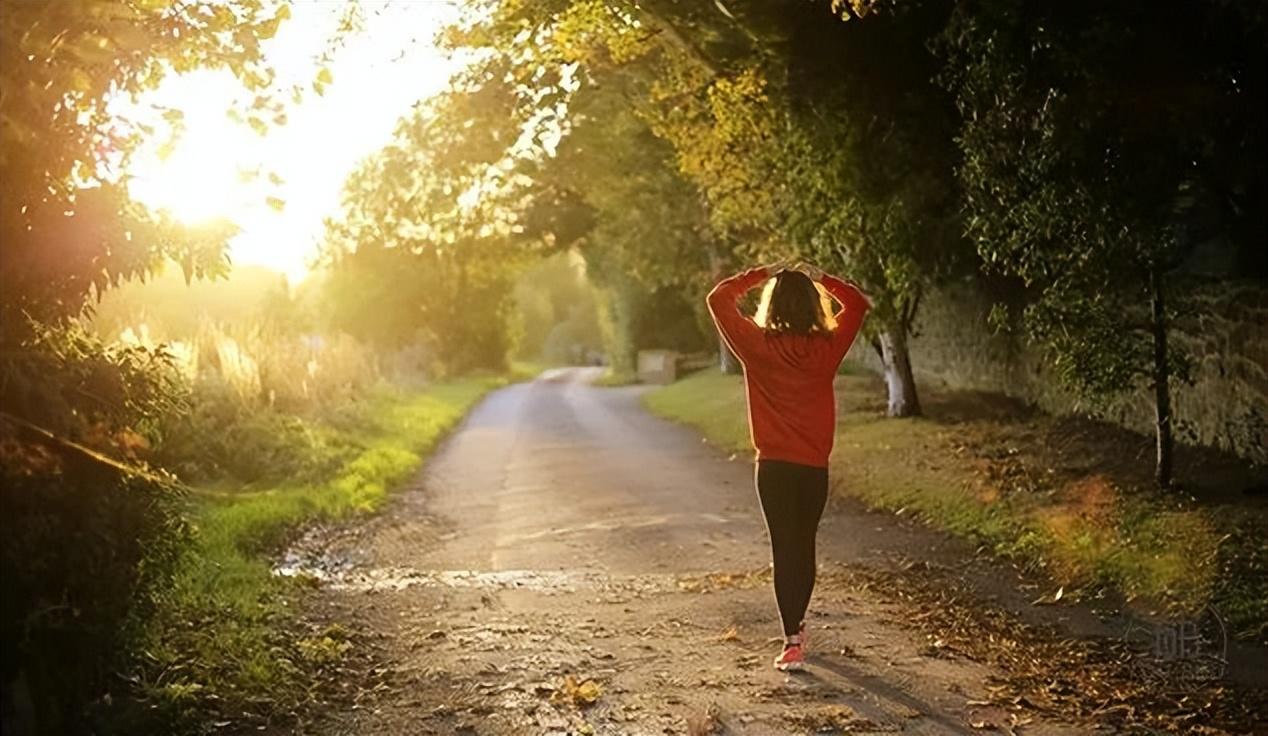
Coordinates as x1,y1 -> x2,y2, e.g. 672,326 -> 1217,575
126,72 -> 259,226
120,2 -> 461,282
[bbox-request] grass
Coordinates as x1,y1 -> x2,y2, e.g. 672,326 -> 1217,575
642,370 -> 749,449
644,368 -> 1268,642
591,367 -> 639,387
509,359 -> 552,381
132,375 -> 507,727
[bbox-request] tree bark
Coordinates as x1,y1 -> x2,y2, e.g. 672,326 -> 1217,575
1150,270 -> 1174,490
718,335 -> 742,374
878,328 -> 921,417
705,241 -> 741,374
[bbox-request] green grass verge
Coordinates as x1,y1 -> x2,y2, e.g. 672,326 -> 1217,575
133,375 -> 506,727
591,368 -> 639,387
644,369 -> 1266,641
509,360 -> 551,381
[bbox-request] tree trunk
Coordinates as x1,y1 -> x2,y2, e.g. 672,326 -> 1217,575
878,329 -> 921,417
705,241 -> 741,374
718,335 -> 741,374
1150,270 -> 1174,490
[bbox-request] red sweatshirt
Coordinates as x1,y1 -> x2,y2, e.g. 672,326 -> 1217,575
706,267 -> 870,468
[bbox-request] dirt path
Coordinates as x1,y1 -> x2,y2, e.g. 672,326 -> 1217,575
276,368 -> 1209,735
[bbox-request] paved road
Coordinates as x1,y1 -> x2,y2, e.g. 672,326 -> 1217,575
291,367 -> 1081,735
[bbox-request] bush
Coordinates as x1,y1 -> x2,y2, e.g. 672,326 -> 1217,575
155,377 -> 358,486
148,325 -> 380,486
0,419 -> 188,735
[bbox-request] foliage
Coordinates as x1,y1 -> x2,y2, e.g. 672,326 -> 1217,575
1,321 -> 188,449
158,391 -> 356,487
640,3 -> 966,414
0,3 -> 299,731
442,1 -> 967,413
547,72 -> 717,293
319,70 -> 547,373
0,0 -> 290,332
320,26 -> 720,371
599,281 -> 712,374
91,264 -> 298,340
537,72 -> 717,367
937,0 -> 1266,484
89,269 -> 386,484
442,7 -> 730,367
0,422 -> 188,735
512,252 -> 605,364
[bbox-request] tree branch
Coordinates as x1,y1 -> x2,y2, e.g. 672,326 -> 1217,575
0,410 -> 173,486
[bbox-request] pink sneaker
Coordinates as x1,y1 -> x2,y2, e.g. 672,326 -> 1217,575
774,644 -> 805,672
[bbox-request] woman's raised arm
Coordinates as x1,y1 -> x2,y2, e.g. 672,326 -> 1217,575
706,266 -> 772,361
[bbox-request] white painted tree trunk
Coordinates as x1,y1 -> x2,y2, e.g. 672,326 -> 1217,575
878,329 -> 921,417
718,334 -> 741,374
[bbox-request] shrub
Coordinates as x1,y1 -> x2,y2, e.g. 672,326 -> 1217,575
0,419 -> 188,735
155,379 -> 358,486
149,325 -> 379,486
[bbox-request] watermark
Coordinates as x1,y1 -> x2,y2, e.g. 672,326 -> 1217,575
1121,605 -> 1228,686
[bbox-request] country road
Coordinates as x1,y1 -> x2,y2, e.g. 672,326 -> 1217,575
279,368 -> 1109,735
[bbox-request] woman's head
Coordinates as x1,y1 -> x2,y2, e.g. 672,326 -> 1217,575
755,269 -> 831,335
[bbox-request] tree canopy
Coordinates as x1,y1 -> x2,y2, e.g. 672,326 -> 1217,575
939,0 -> 1266,485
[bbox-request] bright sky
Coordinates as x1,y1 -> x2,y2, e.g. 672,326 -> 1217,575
123,1 -> 462,282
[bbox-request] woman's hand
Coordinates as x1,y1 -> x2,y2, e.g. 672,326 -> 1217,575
794,262 -> 825,281
761,258 -> 793,276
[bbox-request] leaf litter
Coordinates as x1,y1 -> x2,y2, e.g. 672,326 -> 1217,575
840,561 -> 1267,734
550,674 -> 602,707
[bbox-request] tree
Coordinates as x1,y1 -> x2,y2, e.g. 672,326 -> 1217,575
629,2 -> 965,414
0,0 -> 291,327
436,9 -> 726,372
512,252 -> 606,364
444,0 -> 968,414
0,0 -> 292,437
319,61 -> 555,372
0,2 -> 296,727
938,0 -> 1266,487
531,69 -> 719,372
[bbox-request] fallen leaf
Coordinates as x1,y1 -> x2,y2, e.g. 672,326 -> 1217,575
551,675 -> 602,707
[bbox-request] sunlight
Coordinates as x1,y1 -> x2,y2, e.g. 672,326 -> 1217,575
121,1 -> 461,282
126,71 -> 258,225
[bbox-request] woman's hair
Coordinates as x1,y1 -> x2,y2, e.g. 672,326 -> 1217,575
754,270 -> 833,335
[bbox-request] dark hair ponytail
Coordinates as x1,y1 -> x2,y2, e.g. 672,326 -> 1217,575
755,270 -> 829,335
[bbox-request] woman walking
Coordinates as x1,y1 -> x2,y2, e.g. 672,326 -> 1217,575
706,263 -> 871,671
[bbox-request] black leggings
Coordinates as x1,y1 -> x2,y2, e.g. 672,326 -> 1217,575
756,460 -> 829,637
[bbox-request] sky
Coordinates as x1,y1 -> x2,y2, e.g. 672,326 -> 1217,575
123,1 -> 463,283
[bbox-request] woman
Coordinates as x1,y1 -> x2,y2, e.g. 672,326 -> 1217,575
706,263 -> 871,671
